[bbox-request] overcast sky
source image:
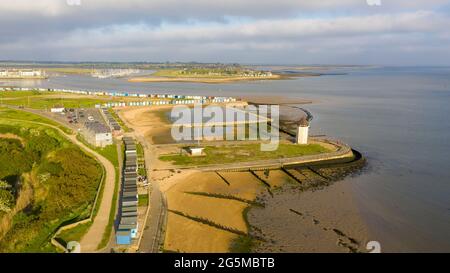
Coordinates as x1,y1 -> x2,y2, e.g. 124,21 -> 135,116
1,0 -> 450,65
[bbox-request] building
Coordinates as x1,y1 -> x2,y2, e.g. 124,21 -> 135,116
296,118 -> 309,145
83,121 -> 113,147
116,230 -> 132,245
50,107 -> 65,113
187,147 -> 205,156
0,69 -> 46,79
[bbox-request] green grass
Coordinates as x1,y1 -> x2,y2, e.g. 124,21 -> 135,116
0,107 -> 72,134
54,222 -> 92,246
76,134 -> 118,166
97,142 -> 121,250
0,90 -> 56,98
138,194 -> 149,207
136,142 -> 146,176
159,143 -> 330,166
229,235 -> 256,253
3,97 -> 105,110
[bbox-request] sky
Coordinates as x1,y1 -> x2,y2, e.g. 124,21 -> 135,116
1,0 -> 450,65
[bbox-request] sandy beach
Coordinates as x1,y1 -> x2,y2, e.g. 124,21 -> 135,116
128,75 -> 282,84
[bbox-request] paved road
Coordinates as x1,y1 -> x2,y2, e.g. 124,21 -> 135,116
2,106 -> 117,253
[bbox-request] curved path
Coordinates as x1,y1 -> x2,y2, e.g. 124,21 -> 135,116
1,107 -> 116,252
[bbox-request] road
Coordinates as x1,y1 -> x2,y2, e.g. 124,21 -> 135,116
2,106 -> 117,253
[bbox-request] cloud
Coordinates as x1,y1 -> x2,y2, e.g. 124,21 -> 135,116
0,0 -> 449,64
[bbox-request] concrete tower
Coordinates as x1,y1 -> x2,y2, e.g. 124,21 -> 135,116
296,117 -> 309,144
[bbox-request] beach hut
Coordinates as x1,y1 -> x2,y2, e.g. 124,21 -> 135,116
116,230 -> 132,245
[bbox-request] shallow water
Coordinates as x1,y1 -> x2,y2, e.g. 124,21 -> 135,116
4,66 -> 450,252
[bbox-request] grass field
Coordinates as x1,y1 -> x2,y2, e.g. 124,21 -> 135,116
54,222 -> 92,246
159,143 -> 330,166
138,194 -> 149,207
0,90 -> 57,98
3,97 -> 106,110
0,107 -> 72,134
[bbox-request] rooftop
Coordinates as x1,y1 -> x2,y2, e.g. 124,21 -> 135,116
85,121 -> 111,134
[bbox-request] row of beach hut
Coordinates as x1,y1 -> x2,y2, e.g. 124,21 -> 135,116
101,108 -> 122,132
116,137 -> 139,245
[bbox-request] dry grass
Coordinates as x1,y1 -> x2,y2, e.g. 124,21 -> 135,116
0,133 -> 25,145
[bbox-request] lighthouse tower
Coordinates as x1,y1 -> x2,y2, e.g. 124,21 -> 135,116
296,117 -> 309,144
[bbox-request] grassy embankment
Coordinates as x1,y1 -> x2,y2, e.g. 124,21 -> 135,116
3,96 -> 106,110
0,107 -> 72,134
1,90 -> 104,110
75,134 -> 120,250
159,143 -> 330,166
0,90 -> 57,98
0,116 -> 102,252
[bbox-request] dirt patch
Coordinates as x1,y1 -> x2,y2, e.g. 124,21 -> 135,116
0,133 -> 25,146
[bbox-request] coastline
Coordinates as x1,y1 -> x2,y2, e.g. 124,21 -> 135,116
127,72 -> 321,84
128,75 -> 281,84
117,102 -> 369,253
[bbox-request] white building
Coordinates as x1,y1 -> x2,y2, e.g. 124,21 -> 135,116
84,122 -> 113,147
187,147 -> 205,156
296,118 -> 309,144
0,69 -> 45,78
50,107 -> 65,113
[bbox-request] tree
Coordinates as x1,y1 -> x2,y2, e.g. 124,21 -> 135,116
0,180 -> 11,189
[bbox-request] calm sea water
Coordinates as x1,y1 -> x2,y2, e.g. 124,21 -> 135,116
4,66 -> 450,252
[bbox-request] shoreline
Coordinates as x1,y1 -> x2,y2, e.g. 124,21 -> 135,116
117,104 -> 369,253
128,75 -> 281,84
127,72 -> 321,84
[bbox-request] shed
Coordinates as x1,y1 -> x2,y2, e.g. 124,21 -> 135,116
122,206 -> 137,213
187,147 -> 205,156
116,230 -> 132,245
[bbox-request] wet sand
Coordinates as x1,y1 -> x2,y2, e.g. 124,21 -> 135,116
249,179 -> 370,253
